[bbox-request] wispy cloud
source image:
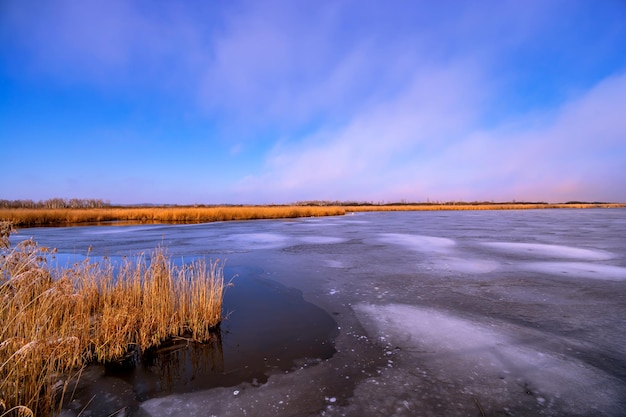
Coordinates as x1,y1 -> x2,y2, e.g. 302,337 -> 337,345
385,72 -> 626,202
234,62 -> 484,201
233,60 -> 626,203
1,0 -> 625,204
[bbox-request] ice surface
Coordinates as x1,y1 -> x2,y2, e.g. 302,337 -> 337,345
378,233 -> 455,253
324,260 -> 345,268
483,242 -> 614,260
522,261 -> 626,281
438,256 -> 500,274
376,233 -> 498,273
353,303 -> 623,415
299,236 -> 346,244
224,233 -> 344,249
300,218 -> 338,226
228,232 -> 289,249
82,226 -> 149,235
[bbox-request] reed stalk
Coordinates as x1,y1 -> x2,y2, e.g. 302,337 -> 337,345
0,222 -> 227,416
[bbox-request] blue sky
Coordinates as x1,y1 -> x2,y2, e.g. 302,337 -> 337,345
1,0 -> 625,205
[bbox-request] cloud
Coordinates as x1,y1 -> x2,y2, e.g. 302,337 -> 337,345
195,1 -> 550,134
393,72 -> 626,202
233,62 -> 485,201
2,0 -> 625,204
235,69 -> 626,203
197,1 -> 388,135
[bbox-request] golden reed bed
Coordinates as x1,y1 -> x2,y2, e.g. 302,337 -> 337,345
344,202 -> 626,212
0,206 -> 346,227
0,222 -> 227,416
1,203 -> 625,227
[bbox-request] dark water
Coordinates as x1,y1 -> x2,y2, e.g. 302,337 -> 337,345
57,271 -> 337,415
108,272 -> 337,393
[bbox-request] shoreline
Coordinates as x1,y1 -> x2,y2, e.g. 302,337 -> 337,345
2,203 -> 625,227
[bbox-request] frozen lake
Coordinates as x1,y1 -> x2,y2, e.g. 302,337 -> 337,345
13,208 -> 626,416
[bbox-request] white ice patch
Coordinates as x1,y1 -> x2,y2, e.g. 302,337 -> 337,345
353,303 -> 621,413
378,233 -> 455,253
355,304 -> 503,353
523,262 -> 626,281
229,233 -> 289,249
298,236 -> 346,244
439,256 -> 499,274
324,260 -> 344,269
300,221 -> 334,227
483,242 -> 613,260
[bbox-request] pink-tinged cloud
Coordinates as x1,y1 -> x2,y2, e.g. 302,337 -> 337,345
397,72 -> 626,202
236,71 -> 626,203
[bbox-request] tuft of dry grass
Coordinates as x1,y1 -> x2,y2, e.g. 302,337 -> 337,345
0,222 -> 14,249
0,222 -> 227,416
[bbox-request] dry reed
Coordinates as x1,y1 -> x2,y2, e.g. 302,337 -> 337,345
2,203 -> 625,227
0,206 -> 347,227
0,222 -> 227,416
343,203 -> 626,212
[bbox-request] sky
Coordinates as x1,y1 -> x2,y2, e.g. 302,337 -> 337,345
1,0 -> 625,205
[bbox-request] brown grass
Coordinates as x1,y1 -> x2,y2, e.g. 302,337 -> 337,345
0,206 -> 347,227
343,202 -> 626,212
2,203 -> 624,227
0,222 -> 227,416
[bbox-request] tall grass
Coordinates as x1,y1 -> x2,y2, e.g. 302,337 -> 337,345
0,206 -> 347,227
343,202 -> 626,212
2,203 -> 624,227
0,222 -> 227,416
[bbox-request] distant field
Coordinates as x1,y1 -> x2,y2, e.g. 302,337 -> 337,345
1,203 -> 624,227
344,202 -> 626,212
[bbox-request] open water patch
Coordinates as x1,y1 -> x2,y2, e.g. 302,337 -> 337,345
62,272 -> 338,417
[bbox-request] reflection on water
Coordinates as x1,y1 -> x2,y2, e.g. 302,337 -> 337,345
65,273 -> 337,414
111,331 -> 226,400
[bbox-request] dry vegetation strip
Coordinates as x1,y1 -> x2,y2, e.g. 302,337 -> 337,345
344,202 -> 626,212
0,206 -> 347,227
1,203 -> 625,227
0,222 -> 227,416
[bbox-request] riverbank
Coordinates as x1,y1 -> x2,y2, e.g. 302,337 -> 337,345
2,203 -> 624,227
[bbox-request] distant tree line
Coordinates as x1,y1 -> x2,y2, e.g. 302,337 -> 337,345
0,198 -> 111,209
1,199 -> 609,209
